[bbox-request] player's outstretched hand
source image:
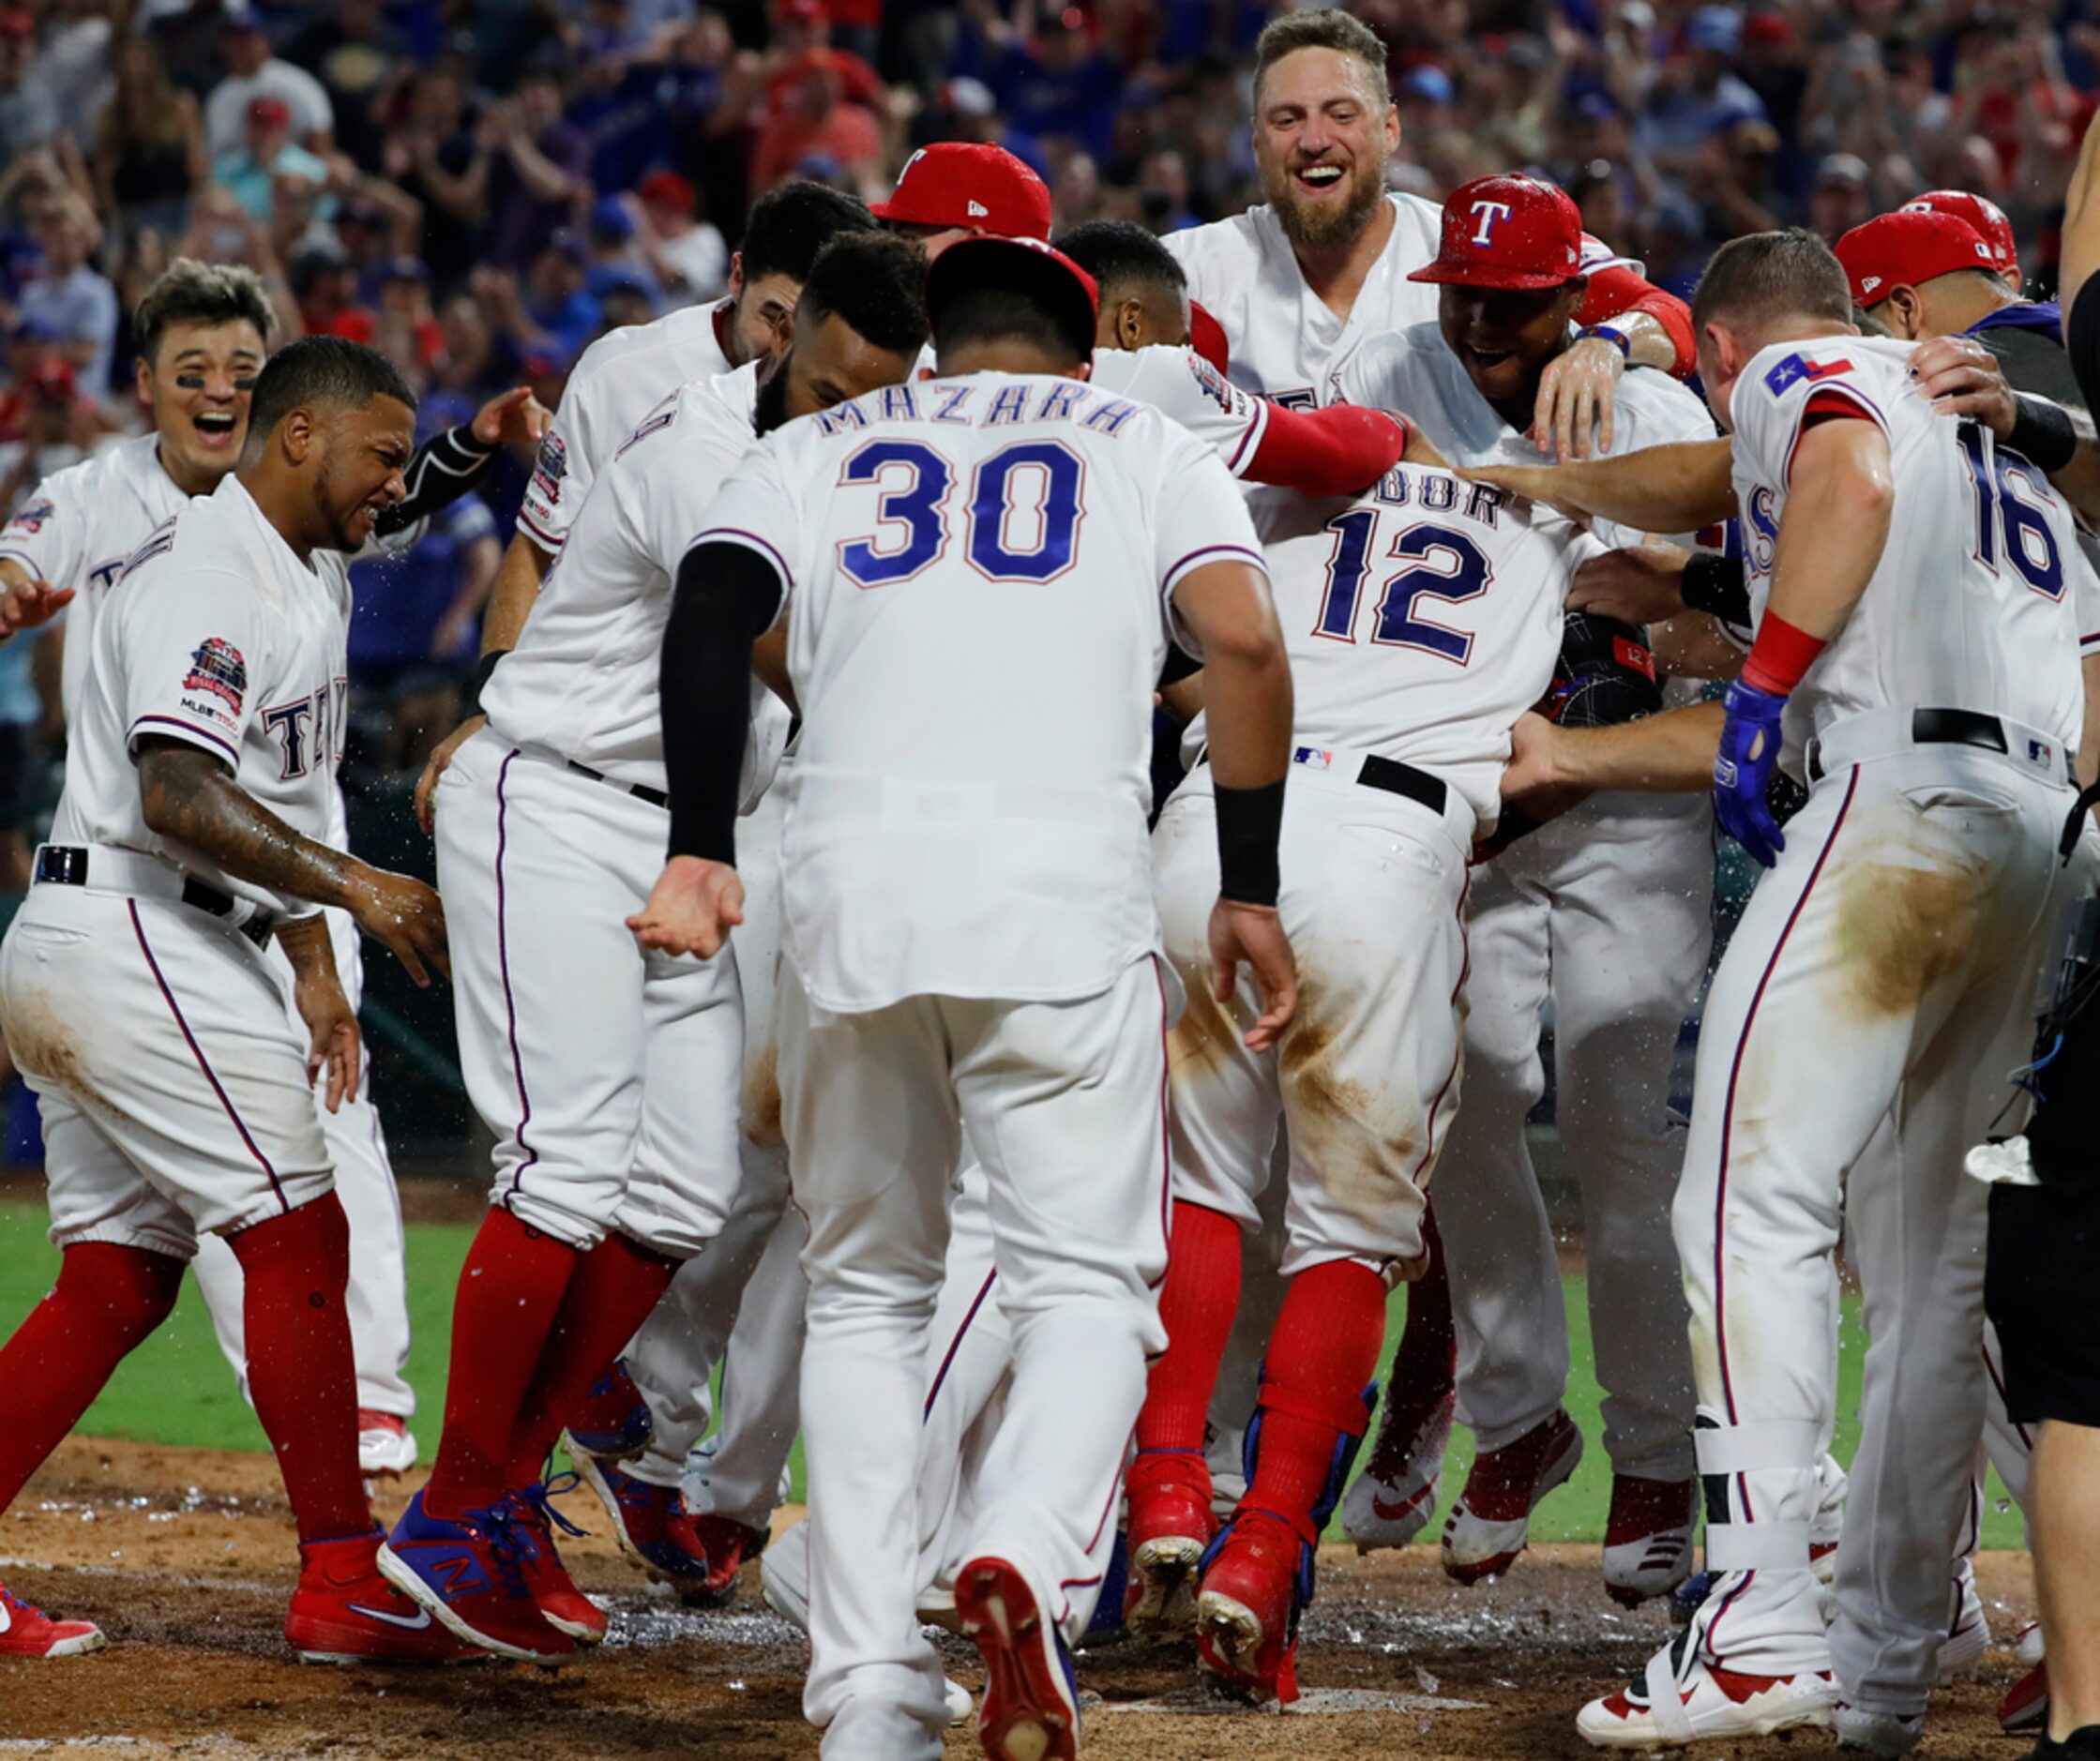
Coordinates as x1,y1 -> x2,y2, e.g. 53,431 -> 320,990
347,863 -> 450,986
629,855 -> 745,959
1568,544 -> 1688,623
0,574 -> 73,639
1909,334 -> 2015,434
1208,899 -> 1296,1052
1713,679 -> 1788,867
1534,333 -> 1624,462
473,384 -> 554,448
294,967 -> 362,1113
1458,461 -> 1582,522
414,715 -> 485,835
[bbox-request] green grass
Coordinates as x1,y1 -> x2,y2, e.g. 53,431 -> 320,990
0,1198 -> 2025,1547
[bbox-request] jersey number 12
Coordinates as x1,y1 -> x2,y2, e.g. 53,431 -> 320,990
1313,511 -> 1491,663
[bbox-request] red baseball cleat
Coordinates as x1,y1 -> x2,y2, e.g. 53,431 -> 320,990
561,1359 -> 653,1462
1193,1508 -> 1308,1703
1340,1375 -> 1455,1552
1122,1448 -> 1216,1640
955,1555 -> 1080,1761
1601,1474 -> 1697,1607
686,1513 -> 767,1608
356,1409 -> 417,1479
571,1452 -> 715,1600
510,1480 -> 607,1644
285,1529 -> 481,1664
2001,1659 -> 2048,1734
1442,1407 -> 1584,1585
378,1489 -> 578,1663
0,1580 -> 104,1658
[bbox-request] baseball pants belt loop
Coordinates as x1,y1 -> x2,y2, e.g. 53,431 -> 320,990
1692,1418 -> 1823,1474
31,842 -> 279,948
1702,1519 -> 1815,1573
566,757 -> 671,810
1805,705 -> 2075,787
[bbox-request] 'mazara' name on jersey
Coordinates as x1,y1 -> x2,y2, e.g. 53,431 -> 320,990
814,379 -> 1141,438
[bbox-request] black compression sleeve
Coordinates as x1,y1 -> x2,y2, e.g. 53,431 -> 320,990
1681,550 -> 1752,626
1215,779 -> 1285,906
2007,392 -> 2080,473
372,422 -> 500,538
2071,277 -> 2100,420
660,542 -> 786,864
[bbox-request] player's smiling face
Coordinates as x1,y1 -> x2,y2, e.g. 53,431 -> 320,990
754,310 -> 915,435
1440,282 -> 1584,412
1254,47 -> 1397,253
141,319 -> 267,494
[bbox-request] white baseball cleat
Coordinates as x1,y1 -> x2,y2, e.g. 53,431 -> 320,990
1577,1633 -> 1837,1750
1600,1475 -> 1697,1608
1936,1558 -> 1988,1683
1833,1702 -> 1925,1755
944,1676 -> 974,1725
1442,1407 -> 1583,1585
356,1410 -> 417,1479
1341,1381 -> 1455,1552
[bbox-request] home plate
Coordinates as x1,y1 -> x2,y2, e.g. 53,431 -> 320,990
1089,1687 -> 1488,1716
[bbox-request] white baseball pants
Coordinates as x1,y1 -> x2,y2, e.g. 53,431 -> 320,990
436,733 -> 744,1257
1433,792 -> 1711,1475
1154,757 -> 1472,1277
781,958 -> 1170,1759
1672,730 -> 2076,1718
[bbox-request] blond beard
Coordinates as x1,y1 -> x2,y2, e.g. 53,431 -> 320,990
1267,160 -> 1387,254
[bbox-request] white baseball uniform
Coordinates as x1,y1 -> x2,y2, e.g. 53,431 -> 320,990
1663,338 -> 2084,1720
446,362 -> 786,1257
515,300 -> 733,554
0,447 -> 415,1416
0,476 -> 355,1242
1161,459 -> 1590,1281
1332,324 -> 1717,1483
694,369 -> 1255,1758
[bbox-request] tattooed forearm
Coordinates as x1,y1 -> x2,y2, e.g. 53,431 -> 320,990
134,738 -> 356,910
271,908 -> 341,982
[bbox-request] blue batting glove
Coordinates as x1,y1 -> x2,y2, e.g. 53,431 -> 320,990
1714,679 -> 1789,867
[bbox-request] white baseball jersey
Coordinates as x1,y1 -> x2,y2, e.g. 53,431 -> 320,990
695,370 -> 1265,1013
1251,461 -> 1594,827
54,474 -> 349,921
1729,336 -> 2085,758
517,299 -> 736,553
1333,321 -> 1716,546
0,433 -> 189,728
486,358 -> 788,805
1163,194 -> 1445,406
1089,344 -> 1270,476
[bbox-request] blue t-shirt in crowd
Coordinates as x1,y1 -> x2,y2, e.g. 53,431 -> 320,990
348,496 -> 497,675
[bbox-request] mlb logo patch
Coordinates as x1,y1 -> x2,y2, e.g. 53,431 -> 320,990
529,431 -> 569,504
182,637 -> 248,714
1293,746 -> 1334,769
2030,739 -> 2055,763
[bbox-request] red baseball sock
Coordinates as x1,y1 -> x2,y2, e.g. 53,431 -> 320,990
229,1193 -> 370,1544
423,1205 -> 578,1519
1246,1260 -> 1388,1527
1135,1200 -> 1243,1455
0,1242 -> 183,1513
1390,1207 -> 1455,1388
505,1231 -> 679,1486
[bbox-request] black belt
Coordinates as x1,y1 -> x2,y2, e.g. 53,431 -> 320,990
568,760 -> 669,809
34,845 -> 278,947
1806,708 -> 2015,784
1199,747 -> 1449,816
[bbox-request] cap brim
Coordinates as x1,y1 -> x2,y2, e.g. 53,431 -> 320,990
870,195 -> 947,228
926,237 -> 1095,362
1407,262 -> 1580,291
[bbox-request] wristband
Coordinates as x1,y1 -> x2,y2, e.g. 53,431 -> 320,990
1575,324 -> 1632,360
463,648 -> 509,716
1681,550 -> 1753,625
2006,393 -> 2078,474
1215,779 -> 1285,907
1739,610 -> 1825,696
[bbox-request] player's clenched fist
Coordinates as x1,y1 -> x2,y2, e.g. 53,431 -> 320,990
1207,898 -> 1297,1052
628,855 -> 745,960
345,863 -> 450,986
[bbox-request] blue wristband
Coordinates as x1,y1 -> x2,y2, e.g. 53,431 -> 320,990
1576,324 -> 1632,359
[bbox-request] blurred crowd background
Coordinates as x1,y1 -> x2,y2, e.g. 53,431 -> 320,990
0,0 -> 2094,1148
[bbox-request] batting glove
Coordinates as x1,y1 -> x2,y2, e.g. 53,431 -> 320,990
1714,680 -> 1789,867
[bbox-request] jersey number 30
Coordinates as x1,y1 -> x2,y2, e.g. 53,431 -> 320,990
837,439 -> 1084,587
1314,511 -> 1491,663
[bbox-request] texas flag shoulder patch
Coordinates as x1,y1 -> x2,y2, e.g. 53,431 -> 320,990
1764,353 -> 1855,396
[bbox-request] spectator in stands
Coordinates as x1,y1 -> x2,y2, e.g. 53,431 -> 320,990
964,0 -> 1124,160
384,67 -> 485,292
583,195 -> 666,313
214,97 -> 331,222
1810,151 -> 1875,243
751,44 -> 886,190
16,200 -> 117,396
93,37 -> 209,240
204,6 -> 334,160
291,238 -> 373,341
0,360 -> 88,516
286,0 -> 410,170
1639,6 -> 1768,182
634,170 -> 728,304
0,10 -> 53,169
375,258 -> 444,374
485,70 -> 592,268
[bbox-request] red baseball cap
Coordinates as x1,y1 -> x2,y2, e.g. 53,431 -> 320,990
249,96 -> 291,128
26,358 -> 75,403
637,169 -> 695,213
926,234 -> 1098,359
1835,210 -> 1998,308
1409,174 -> 1584,291
1901,188 -> 2017,278
871,143 -> 1052,244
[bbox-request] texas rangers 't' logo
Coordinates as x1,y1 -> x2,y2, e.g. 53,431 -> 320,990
1469,200 -> 1514,246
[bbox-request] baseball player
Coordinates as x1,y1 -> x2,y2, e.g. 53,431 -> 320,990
1476,230 -> 2089,1750
0,259 -> 540,1482
632,234 -> 1294,1761
0,337 -> 457,1663
1328,176 -> 1717,1607
376,233 -> 931,1664
1162,10 -> 1693,438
